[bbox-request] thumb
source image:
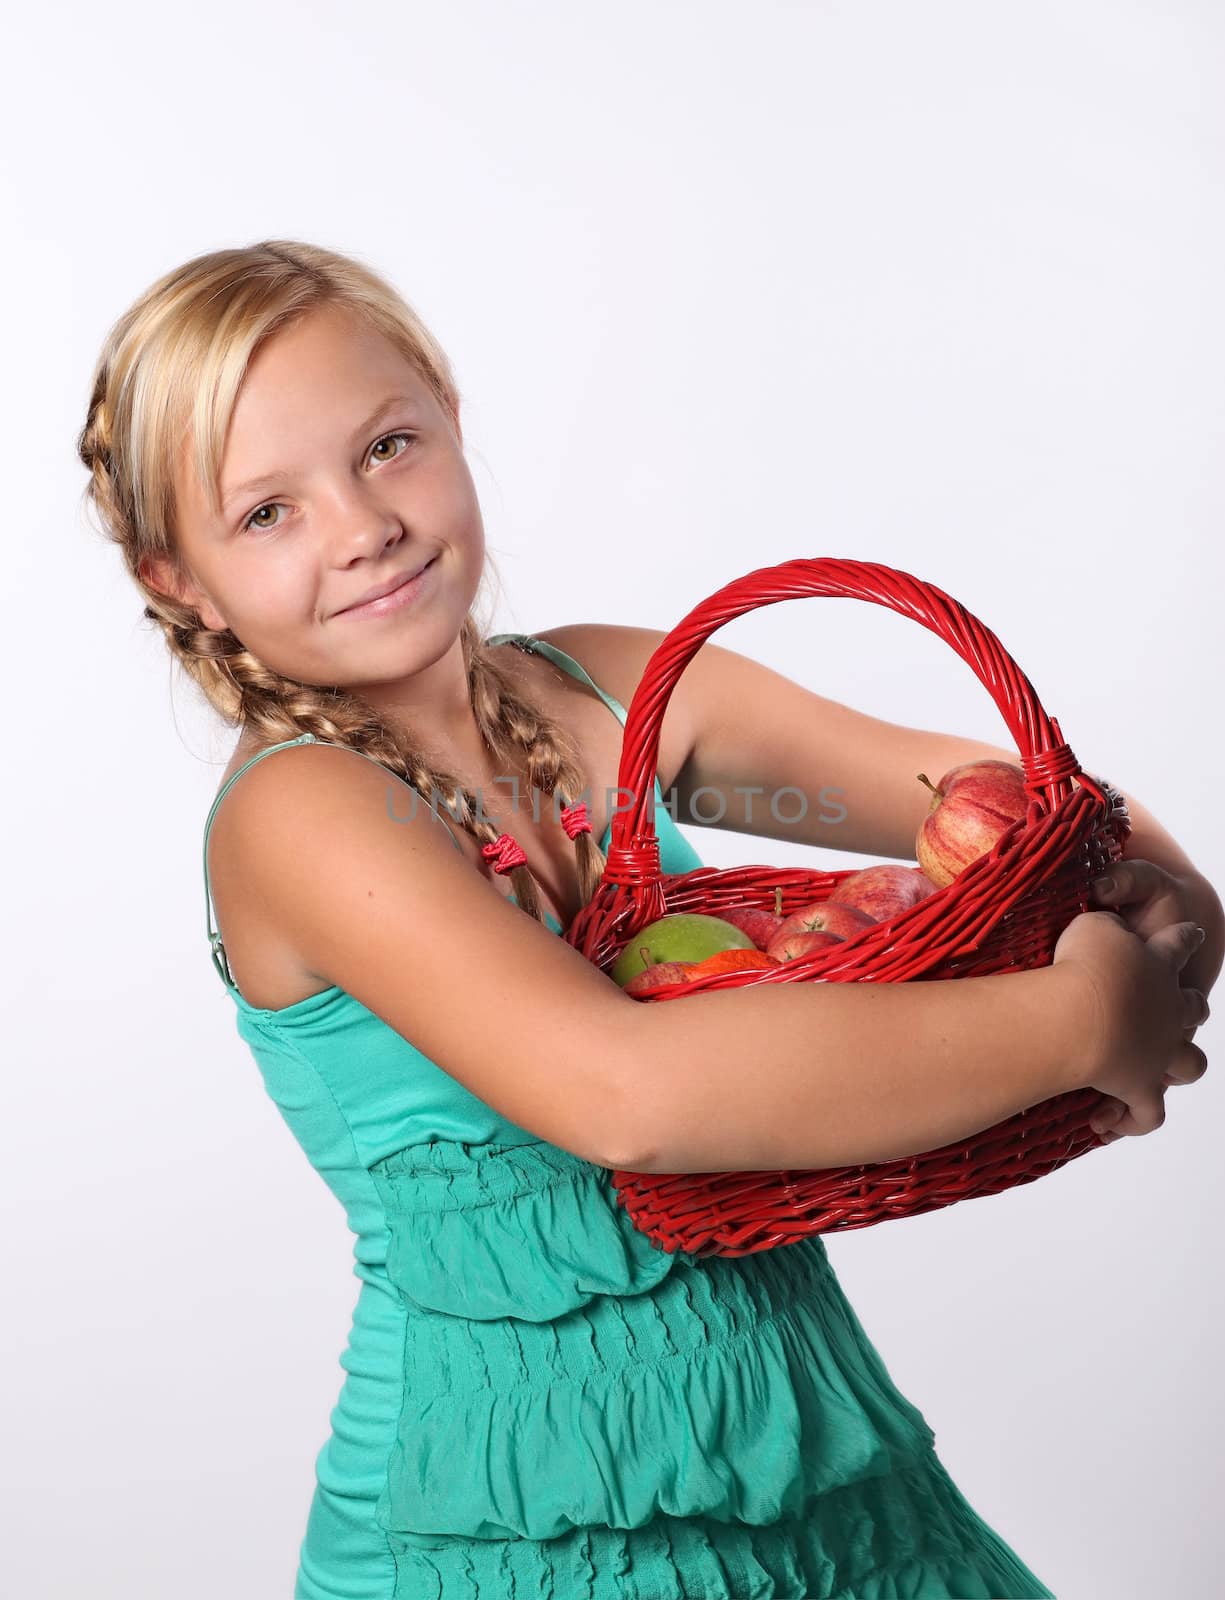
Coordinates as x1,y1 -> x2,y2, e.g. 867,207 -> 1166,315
1145,920 -> 1207,972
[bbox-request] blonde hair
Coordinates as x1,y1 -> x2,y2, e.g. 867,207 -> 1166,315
77,237 -> 608,926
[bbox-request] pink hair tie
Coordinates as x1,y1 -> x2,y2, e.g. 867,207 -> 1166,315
481,832 -> 528,874
559,801 -> 592,841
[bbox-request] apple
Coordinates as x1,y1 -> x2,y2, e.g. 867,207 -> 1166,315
609,912 -> 757,987
915,759 -> 1029,888
829,864 -> 938,922
624,961 -> 694,998
713,888 -> 786,951
771,900 -> 878,944
767,901 -> 875,963
767,929 -> 845,963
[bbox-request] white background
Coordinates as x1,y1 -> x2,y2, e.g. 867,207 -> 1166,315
2,2 -> 1221,1595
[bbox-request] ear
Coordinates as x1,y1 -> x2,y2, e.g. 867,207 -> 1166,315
138,553 -> 229,633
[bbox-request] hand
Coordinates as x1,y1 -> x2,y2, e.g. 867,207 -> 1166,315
1083,859 -> 1217,1140
1053,909 -> 1210,1143
1090,860 -> 1223,1007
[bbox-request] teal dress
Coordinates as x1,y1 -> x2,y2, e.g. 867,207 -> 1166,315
202,633 -> 1055,1599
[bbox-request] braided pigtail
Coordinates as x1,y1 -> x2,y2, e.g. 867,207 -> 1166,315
467,644 -> 609,921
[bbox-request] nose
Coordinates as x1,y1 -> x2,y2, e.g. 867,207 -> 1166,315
323,480 -> 407,564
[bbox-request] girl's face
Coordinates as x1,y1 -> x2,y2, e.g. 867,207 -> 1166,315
148,303 -> 487,739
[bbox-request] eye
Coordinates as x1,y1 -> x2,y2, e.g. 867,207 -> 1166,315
368,430 -> 414,466
240,431 -> 417,534
242,501 -> 286,534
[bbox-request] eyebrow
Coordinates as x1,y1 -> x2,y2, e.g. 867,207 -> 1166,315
220,394 -> 422,510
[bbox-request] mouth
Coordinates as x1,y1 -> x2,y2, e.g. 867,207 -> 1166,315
334,556 -> 437,619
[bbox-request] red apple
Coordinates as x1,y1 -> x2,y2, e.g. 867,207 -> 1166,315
767,929 -> 845,963
772,899 -> 878,944
714,905 -> 787,950
829,864 -> 939,922
766,900 -> 876,963
915,759 -> 1029,888
624,961 -> 695,998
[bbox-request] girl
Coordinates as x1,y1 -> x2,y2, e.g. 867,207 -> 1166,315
79,239 -> 1215,1599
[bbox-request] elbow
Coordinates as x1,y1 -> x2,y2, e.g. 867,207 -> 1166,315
594,1005 -> 663,1174
599,1114 -> 659,1175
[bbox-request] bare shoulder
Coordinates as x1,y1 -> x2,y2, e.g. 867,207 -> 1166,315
533,623 -> 696,790
208,739 -> 649,1168
209,738 -> 413,863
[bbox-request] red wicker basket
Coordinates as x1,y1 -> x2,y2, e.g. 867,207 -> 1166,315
563,557 -> 1129,1258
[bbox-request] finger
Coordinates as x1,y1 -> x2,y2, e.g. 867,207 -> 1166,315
1133,1089 -> 1167,1135
1182,987 -> 1210,1030
1145,920 -> 1208,972
1107,1087 -> 1168,1140
1088,1094 -> 1127,1138
1091,860 -> 1176,909
1164,1041 -> 1209,1087
1088,908 -> 1132,934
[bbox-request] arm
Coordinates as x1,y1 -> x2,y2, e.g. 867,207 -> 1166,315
544,624 -> 967,857
227,739 -> 1095,1179
655,636 -> 1223,996
625,961 -> 1092,1174
214,743 -> 647,1170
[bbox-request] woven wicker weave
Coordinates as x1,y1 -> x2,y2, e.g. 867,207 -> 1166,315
563,558 -> 1126,1257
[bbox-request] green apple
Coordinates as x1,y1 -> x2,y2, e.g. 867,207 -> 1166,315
609,913 -> 756,987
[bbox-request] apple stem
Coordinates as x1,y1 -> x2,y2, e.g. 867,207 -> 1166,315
916,772 -> 943,803
773,887 -> 783,916
639,945 -> 653,967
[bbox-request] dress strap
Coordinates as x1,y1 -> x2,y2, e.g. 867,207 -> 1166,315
485,632 -> 672,826
203,732 -> 465,991
485,633 -> 629,729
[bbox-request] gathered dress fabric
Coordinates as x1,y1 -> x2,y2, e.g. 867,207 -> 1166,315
201,633 -> 1056,1599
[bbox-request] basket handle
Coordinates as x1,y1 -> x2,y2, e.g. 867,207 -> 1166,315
601,555 -> 1110,889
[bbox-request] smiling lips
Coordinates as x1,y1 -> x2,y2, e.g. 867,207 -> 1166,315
336,558 -> 433,617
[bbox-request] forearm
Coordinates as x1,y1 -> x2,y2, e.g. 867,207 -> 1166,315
622,963 -> 1092,1175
